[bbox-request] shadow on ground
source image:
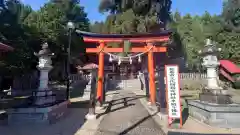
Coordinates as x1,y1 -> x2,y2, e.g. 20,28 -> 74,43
96,95 -> 145,119
0,108 -> 89,135
168,132 -> 238,135
119,112 -> 160,135
68,100 -> 89,108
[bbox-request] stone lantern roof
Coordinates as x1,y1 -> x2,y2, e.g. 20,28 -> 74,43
199,39 -> 221,56
34,42 -> 54,57
201,44 -> 218,55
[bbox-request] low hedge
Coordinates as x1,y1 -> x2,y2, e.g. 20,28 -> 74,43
233,81 -> 240,89
233,74 -> 240,89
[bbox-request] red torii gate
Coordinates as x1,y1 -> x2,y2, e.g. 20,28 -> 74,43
76,30 -> 172,105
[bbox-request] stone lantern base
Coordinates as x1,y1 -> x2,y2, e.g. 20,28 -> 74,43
188,88 -> 240,128
6,100 -> 70,125
199,88 -> 232,104
188,100 -> 240,128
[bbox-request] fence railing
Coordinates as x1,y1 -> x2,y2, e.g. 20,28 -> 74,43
179,73 -> 207,80
69,72 -> 208,82
69,74 -> 88,82
11,71 -> 39,91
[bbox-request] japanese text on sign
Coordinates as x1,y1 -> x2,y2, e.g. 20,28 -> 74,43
166,65 -> 181,118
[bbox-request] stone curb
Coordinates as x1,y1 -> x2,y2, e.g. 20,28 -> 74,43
131,90 -> 169,134
138,97 -> 169,134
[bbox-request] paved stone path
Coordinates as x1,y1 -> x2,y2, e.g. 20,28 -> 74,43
94,90 -> 165,135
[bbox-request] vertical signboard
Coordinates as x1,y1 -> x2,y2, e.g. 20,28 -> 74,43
165,65 -> 182,128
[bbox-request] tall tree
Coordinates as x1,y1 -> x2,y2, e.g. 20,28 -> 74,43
0,0 -> 41,75
218,0 -> 240,63
96,0 -> 172,35
24,0 -> 90,55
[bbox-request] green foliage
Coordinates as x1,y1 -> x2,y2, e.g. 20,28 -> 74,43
0,0 -> 39,75
123,40 -> 131,55
233,74 -> 240,81
24,0 -> 89,56
222,0 -> 240,32
91,0 -> 172,57
170,8 -> 240,70
93,0 -> 172,34
0,0 -> 90,75
1,0 -> 240,76
219,0 -> 240,63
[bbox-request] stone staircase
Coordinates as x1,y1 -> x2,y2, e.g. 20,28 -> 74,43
115,79 -> 143,90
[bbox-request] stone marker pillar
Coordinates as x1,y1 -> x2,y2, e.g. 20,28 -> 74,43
85,69 -> 97,120
85,73 -> 92,92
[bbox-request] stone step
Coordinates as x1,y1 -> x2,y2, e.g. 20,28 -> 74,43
7,101 -> 69,125
8,112 -> 47,124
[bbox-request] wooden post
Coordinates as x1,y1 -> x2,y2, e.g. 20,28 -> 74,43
147,43 -> 156,105
97,41 -> 105,105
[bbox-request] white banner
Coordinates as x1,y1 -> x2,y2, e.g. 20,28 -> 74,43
165,65 -> 181,118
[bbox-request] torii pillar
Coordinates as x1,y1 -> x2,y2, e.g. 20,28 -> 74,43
96,41 -> 105,105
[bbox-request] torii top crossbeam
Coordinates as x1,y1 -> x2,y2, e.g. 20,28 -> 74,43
76,30 -> 172,53
76,30 -> 172,43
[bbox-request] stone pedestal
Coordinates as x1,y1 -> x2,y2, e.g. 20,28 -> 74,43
7,101 -> 69,125
188,100 -> 240,128
35,67 -> 56,106
199,89 -> 232,104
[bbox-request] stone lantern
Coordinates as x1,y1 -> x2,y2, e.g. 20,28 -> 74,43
188,39 -> 240,128
34,42 -> 54,105
198,39 -> 222,90
7,42 -> 70,125
198,39 -> 232,104
79,63 -> 99,120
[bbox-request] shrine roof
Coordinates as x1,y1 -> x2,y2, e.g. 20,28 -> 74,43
75,30 -> 172,42
77,63 -> 98,70
0,42 -> 14,52
220,60 -> 240,74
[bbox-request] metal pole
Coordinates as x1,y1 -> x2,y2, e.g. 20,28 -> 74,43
66,28 -> 72,100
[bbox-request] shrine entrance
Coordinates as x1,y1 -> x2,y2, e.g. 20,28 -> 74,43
76,30 -> 172,105
107,58 -> 141,90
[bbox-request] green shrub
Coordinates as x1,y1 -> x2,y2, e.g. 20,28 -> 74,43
232,74 -> 240,89
233,81 -> 240,89
233,74 -> 240,81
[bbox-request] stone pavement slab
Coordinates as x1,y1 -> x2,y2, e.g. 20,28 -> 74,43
0,108 -> 88,135
95,90 -> 165,135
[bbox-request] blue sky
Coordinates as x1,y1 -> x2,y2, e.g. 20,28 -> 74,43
22,0 -> 223,23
